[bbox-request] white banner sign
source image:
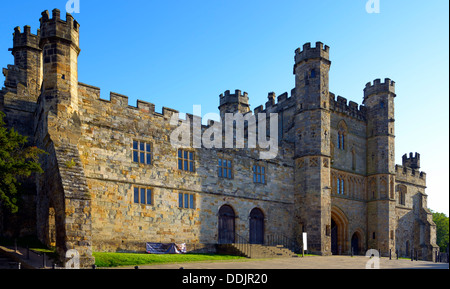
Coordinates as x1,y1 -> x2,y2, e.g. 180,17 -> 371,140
302,232 -> 307,251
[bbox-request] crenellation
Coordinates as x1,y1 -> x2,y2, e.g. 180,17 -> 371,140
186,112 -> 202,124
39,9 -> 80,47
265,92 -> 276,108
328,92 -> 367,121
219,89 -> 249,106
395,164 -> 427,185
110,92 -> 129,107
254,105 -> 264,114
348,101 -> 358,110
136,99 -> 156,113
162,106 -> 179,118
294,41 -> 330,69
277,92 -> 288,103
363,78 -> 396,102
402,152 -> 420,169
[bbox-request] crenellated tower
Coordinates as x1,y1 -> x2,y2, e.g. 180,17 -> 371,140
402,152 -> 420,169
8,25 -> 42,97
363,78 -> 397,256
35,10 -> 93,268
39,9 -> 80,114
293,42 -> 332,255
218,89 -> 250,120
0,25 -> 42,139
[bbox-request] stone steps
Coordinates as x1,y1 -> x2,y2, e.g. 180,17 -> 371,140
219,243 -> 298,259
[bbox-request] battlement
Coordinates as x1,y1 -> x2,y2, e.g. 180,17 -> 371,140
12,26 -> 41,51
219,89 -> 249,107
39,9 -> 80,47
402,152 -> 420,169
254,89 -> 296,114
294,42 -> 330,66
395,164 -> 426,181
78,82 -> 182,119
363,78 -> 395,101
329,92 -> 367,121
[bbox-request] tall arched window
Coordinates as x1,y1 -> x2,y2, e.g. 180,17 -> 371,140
398,185 -> 407,206
337,120 -> 348,150
351,148 -> 356,171
337,178 -> 345,195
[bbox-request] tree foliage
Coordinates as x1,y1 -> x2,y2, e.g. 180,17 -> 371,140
0,111 -> 46,213
432,210 -> 449,252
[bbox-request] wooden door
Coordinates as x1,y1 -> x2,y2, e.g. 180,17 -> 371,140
218,205 -> 235,244
249,208 -> 264,244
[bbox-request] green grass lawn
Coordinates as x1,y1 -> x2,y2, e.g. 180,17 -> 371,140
93,252 -> 247,267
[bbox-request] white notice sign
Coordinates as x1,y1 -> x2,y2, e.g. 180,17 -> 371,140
302,232 -> 307,251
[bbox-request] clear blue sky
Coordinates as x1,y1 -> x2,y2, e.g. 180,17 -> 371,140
0,0 -> 448,214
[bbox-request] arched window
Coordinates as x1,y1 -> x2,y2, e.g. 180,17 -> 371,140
337,178 -> 345,195
351,148 -> 356,171
398,185 -> 407,205
337,120 -> 348,150
310,69 -> 316,78
369,179 -> 377,200
380,179 -> 387,199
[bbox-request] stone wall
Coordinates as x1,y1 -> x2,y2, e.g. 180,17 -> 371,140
76,82 -> 295,252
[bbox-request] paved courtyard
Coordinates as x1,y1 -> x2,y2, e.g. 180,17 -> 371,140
120,256 -> 449,270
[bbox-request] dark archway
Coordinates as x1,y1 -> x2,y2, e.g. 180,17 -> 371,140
331,206 -> 348,255
331,219 -> 338,255
405,240 -> 410,257
218,205 -> 235,244
351,232 -> 360,255
249,208 -> 264,244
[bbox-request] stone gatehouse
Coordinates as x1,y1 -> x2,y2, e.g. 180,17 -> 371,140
0,10 -> 438,267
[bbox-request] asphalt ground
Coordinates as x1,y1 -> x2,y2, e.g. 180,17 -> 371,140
116,255 -> 449,270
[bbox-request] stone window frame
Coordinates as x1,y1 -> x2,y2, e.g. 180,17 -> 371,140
398,185 -> 407,206
218,157 -> 233,179
337,120 -> 348,150
178,149 -> 195,172
133,186 -> 153,206
178,192 -> 195,209
133,140 -> 152,165
253,163 -> 267,184
337,178 -> 345,195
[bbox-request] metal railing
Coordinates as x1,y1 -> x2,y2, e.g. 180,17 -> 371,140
218,231 -> 251,258
266,234 -> 301,253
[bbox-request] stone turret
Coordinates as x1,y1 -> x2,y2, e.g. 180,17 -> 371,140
293,42 -> 332,255
402,152 -> 420,169
39,9 -> 80,113
364,78 -> 397,256
218,89 -> 250,120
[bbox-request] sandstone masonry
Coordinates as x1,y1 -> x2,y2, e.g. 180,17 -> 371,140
0,10 -> 438,267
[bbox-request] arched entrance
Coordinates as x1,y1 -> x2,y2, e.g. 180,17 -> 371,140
331,207 -> 349,255
351,232 -> 361,255
218,205 -> 235,244
249,208 -> 264,244
331,219 -> 338,255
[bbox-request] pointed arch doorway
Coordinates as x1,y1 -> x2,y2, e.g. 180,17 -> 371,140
331,207 -> 349,255
351,232 -> 361,255
249,208 -> 264,244
218,205 -> 235,244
